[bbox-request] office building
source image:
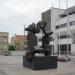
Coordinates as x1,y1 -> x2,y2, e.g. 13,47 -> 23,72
41,6 -> 75,55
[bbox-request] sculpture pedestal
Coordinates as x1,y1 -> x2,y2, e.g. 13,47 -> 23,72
23,55 -> 57,70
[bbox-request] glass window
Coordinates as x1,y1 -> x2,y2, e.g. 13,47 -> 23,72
58,44 -> 71,54
3,36 -> 8,38
60,23 -> 67,28
70,21 -> 75,26
58,35 -> 70,39
39,39 -> 42,41
56,23 -> 67,29
56,26 -> 59,29
64,23 -> 67,27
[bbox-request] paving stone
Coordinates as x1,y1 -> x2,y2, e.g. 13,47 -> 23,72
57,72 -> 75,75
0,69 -> 8,75
0,55 -> 75,75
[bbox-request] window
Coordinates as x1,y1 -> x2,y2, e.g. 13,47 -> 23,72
70,21 -> 75,26
64,23 -> 67,27
39,39 -> 42,41
58,35 -> 70,39
56,26 -> 59,29
4,36 -> 8,38
56,23 -> 67,29
58,44 -> 71,54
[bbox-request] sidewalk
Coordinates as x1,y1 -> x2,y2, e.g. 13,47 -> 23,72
0,55 -> 75,75
0,69 -> 8,75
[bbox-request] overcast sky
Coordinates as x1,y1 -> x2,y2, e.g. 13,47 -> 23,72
0,0 -> 75,38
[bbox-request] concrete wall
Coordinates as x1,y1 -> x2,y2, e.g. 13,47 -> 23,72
42,9 -> 51,32
11,51 -> 25,56
71,44 -> 75,55
51,8 -> 64,54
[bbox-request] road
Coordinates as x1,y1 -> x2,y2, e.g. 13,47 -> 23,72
0,55 -> 75,75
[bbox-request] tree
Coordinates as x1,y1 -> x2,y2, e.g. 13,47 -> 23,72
8,45 -> 15,51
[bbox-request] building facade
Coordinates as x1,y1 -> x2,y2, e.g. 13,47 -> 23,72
41,6 -> 75,55
0,32 -> 9,53
42,9 -> 51,32
11,35 -> 27,51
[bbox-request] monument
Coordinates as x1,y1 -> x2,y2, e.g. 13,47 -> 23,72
23,21 -> 57,70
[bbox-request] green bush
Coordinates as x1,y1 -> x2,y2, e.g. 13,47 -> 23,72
8,45 -> 15,51
24,42 -> 28,45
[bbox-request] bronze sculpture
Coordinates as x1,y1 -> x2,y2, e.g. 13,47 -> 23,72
25,21 -> 53,62
37,21 -> 53,49
23,21 -> 57,70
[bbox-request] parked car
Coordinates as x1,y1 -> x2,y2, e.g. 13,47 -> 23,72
2,51 -> 11,56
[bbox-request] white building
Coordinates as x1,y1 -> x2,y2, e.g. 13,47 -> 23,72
39,6 -> 75,55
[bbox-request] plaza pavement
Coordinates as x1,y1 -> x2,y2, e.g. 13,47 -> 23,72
0,55 -> 75,75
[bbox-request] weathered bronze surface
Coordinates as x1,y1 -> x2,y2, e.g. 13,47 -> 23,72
25,21 -> 53,61
23,22 -> 57,70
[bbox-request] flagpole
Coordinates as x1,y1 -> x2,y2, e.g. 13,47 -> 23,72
58,0 -> 60,56
24,25 -> 25,50
52,0 -> 54,55
52,0 -> 53,7
24,25 -> 25,36
66,0 -> 69,57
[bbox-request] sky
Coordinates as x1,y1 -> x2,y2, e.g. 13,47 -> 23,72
0,0 -> 75,39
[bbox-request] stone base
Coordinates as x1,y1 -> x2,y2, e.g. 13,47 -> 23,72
23,56 -> 57,70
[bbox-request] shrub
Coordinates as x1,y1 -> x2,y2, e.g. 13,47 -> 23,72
8,45 -> 15,51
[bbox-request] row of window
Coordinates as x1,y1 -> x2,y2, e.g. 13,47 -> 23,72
58,44 -> 71,54
58,35 -> 70,39
48,44 -> 71,55
0,39 -> 8,42
0,42 -> 8,44
0,36 -> 8,38
56,21 -> 75,29
38,35 -> 70,42
60,10 -> 75,18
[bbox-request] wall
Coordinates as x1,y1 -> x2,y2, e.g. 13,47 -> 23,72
71,44 -> 75,55
11,51 -> 25,56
